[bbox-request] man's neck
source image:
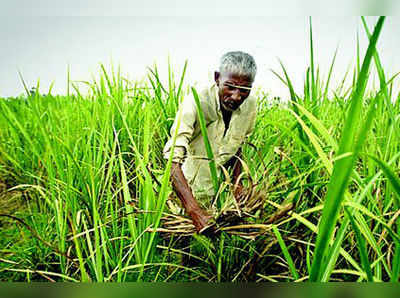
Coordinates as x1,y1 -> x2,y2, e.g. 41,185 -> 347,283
221,107 -> 232,135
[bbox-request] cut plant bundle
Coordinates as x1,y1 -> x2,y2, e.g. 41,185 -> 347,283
148,187 -> 294,239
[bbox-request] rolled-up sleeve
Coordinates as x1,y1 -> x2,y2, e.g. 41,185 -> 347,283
163,96 -> 197,164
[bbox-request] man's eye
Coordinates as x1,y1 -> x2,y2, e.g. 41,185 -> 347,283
226,85 -> 235,91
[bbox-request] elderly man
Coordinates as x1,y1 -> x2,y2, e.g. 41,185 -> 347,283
163,51 -> 257,233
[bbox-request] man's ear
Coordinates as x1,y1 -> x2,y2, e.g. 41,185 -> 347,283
214,71 -> 220,86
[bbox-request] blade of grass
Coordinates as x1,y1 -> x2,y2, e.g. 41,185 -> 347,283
17,70 -> 30,97
191,87 -> 219,197
323,46 -> 338,102
309,17 -> 316,103
344,207 -> 373,281
272,225 -> 300,280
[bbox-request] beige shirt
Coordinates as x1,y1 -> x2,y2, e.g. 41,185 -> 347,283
163,84 -> 257,203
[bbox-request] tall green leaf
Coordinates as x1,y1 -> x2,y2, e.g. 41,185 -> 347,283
309,16 -> 385,281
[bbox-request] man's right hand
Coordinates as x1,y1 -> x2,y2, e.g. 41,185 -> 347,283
170,162 -> 216,235
188,207 -> 215,234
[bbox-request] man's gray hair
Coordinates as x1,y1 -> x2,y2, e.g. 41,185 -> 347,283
219,51 -> 257,82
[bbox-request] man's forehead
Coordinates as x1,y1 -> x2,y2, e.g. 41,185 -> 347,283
220,71 -> 252,86
223,82 -> 252,90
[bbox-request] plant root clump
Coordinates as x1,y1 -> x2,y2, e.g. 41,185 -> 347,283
149,188 -> 294,239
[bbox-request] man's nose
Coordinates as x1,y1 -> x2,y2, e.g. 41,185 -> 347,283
231,89 -> 241,101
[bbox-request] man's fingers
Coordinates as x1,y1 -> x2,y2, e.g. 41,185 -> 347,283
197,216 -> 217,234
198,224 -> 212,234
198,222 -> 219,238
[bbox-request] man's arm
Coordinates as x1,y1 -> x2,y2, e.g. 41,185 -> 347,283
171,162 -> 213,233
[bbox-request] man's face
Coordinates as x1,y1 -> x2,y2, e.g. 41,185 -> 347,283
215,71 -> 253,112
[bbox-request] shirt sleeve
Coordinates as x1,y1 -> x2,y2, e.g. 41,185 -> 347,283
163,96 -> 197,164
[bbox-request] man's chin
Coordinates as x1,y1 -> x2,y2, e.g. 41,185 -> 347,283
222,102 -> 237,112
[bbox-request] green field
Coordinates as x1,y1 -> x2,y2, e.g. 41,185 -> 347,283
0,16 -> 399,282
